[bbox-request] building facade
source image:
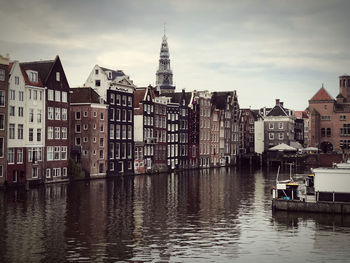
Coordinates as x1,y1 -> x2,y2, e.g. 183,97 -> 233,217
0,54 -> 9,186
198,91 -> 211,167
21,56 -> 70,183
70,88 -> 108,178
153,96 -> 168,171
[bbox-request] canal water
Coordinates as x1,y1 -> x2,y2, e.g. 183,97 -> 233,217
1,167 -> 350,263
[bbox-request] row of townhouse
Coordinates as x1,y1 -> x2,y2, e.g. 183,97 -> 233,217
0,54 -> 70,187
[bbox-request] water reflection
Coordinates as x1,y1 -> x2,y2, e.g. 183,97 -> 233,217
0,167 -> 349,262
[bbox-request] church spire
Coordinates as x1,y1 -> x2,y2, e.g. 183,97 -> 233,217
156,27 -> 175,93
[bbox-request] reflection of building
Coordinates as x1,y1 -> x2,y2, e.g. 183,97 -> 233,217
309,77 -> 350,153
70,87 -> 108,177
0,54 -> 9,186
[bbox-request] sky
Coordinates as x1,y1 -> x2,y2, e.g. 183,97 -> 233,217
1,0 -> 350,110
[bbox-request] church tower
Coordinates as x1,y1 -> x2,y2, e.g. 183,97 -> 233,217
156,31 -> 175,93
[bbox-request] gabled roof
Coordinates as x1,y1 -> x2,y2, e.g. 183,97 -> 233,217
336,93 -> 345,99
70,87 -> 101,104
134,89 -> 147,108
100,66 -> 125,81
161,91 -> 192,106
20,58 -> 55,84
19,64 -> 44,87
266,105 -> 288,117
310,86 -> 334,101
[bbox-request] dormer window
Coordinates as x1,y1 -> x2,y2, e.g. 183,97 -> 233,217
56,72 -> 60,81
29,71 -> 38,83
95,69 -> 99,75
108,72 -> 112,79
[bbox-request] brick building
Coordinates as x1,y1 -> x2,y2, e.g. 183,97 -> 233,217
153,96 -> 168,171
0,54 -> 9,186
70,87 -> 108,177
198,90 -> 211,167
309,77 -> 350,153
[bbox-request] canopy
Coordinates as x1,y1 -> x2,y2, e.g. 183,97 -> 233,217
302,147 -> 319,151
268,143 -> 297,152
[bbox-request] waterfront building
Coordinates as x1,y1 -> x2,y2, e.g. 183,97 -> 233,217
309,77 -> 350,153
70,87 -> 108,178
198,90 -> 211,167
211,91 -> 239,165
240,108 -> 261,154
166,101 -> 180,169
255,99 -> 295,153
188,91 -> 200,168
153,96 -> 168,171
134,86 -> 156,171
0,54 -> 9,186
210,108 -> 220,166
84,65 -> 135,176
21,56 -> 70,183
155,33 -> 175,94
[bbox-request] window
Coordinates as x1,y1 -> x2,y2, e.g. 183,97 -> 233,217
279,133 -> 284,140
110,108 -> 114,121
116,125 -> 120,139
29,72 -> 38,83
327,128 -> 331,137
122,95 -> 126,106
62,92 -> 67,103
340,115 -> 346,121
93,111 -> 97,117
0,91 -> 4,106
128,96 -> 132,107
75,111 -> 81,120
76,124 -> 81,133
9,124 -> 15,139
128,125 -> 132,139
83,137 -> 88,143
46,169 -> 51,178
9,106 -> 15,116
99,149 -> 104,159
37,128 -> 41,142
33,90 -> 37,100
55,108 -> 60,120
0,138 -> 3,157
56,72 -> 60,81
8,148 -> 14,164
32,167 -> 38,178
0,69 -> 4,81
48,89 -> 54,101
269,123 -> 274,129
62,127 -> 67,139
48,127 -> 53,139
116,109 -> 120,121
36,109 -> 41,123
55,91 -> 61,102
75,137 -> 81,145
321,116 -> 331,121
110,125 -> 114,139
0,115 -> 3,130
61,146 -> 67,160
83,111 -> 88,117
19,91 -> 24,101
122,125 -> 126,139
55,127 -> 60,139
116,95 -> 121,105
269,133 -> 274,140
62,167 -> 67,177
100,112 -> 104,120
29,128 -> 33,141
18,107 -> 23,117
54,146 -> 60,160
100,124 -> 104,132
100,138 -> 104,147
62,108 -> 67,120
48,107 -> 54,120
83,124 -> 88,130
18,124 -> 23,139
278,122 -> 283,129
95,69 -> 99,74
10,90 -> 15,100
47,146 -> 53,161
17,148 -> 23,163
109,143 -> 114,159
95,80 -> 101,86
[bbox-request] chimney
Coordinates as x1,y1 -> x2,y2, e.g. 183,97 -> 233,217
275,99 -> 280,106
280,102 -> 284,107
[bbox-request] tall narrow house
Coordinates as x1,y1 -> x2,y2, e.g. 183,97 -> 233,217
84,65 -> 135,176
156,33 -> 175,94
0,54 -> 9,186
21,56 -> 70,183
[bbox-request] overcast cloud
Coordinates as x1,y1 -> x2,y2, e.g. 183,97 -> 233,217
1,0 -> 350,110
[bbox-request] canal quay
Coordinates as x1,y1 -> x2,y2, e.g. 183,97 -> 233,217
1,167 -> 350,263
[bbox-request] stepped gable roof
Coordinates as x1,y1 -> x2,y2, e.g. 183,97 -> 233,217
19,64 -> 44,87
70,87 -> 101,104
266,104 -> 288,117
211,91 -> 233,110
310,86 -> 334,101
20,58 -> 55,84
100,67 -> 125,80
